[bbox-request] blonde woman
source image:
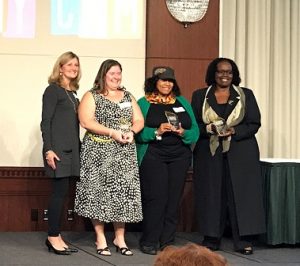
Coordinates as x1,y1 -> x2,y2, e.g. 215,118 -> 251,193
41,51 -> 81,255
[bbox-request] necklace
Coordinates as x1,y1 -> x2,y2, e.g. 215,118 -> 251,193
65,89 -> 78,113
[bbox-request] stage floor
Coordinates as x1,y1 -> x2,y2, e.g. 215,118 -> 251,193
0,231 -> 299,265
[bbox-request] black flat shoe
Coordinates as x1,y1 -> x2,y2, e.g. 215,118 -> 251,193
113,242 -> 133,256
45,239 -> 71,255
238,247 -> 253,255
160,241 -> 174,251
160,244 -> 170,251
64,247 -> 78,253
140,245 -> 157,255
202,237 -> 220,251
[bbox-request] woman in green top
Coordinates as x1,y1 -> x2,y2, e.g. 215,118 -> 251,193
136,66 -> 199,255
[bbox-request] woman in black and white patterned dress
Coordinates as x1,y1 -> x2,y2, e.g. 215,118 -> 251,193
74,59 -> 144,256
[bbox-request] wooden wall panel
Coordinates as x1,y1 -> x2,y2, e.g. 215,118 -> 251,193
0,167 -> 195,232
146,58 -> 212,101
146,0 -> 219,100
0,167 -> 89,232
177,171 -> 197,232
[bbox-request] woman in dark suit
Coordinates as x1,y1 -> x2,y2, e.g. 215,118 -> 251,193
191,58 -> 265,255
41,51 -> 81,255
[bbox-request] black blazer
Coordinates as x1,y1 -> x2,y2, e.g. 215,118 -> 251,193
40,83 -> 80,178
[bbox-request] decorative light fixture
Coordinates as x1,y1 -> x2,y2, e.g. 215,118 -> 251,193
165,0 -> 210,28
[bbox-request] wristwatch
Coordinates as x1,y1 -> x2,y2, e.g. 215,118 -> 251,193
154,130 -> 162,140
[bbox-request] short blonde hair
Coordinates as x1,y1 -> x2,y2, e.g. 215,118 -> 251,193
48,51 -> 81,91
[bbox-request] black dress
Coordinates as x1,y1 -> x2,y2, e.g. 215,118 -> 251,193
40,83 -> 80,178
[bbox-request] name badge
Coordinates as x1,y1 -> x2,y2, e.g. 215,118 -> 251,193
173,107 -> 185,113
118,102 -> 131,109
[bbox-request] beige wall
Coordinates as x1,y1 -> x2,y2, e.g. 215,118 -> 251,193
0,0 -> 146,166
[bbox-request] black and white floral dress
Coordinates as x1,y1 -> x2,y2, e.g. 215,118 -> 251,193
74,90 -> 143,223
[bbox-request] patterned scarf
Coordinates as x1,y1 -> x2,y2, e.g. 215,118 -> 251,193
202,85 -> 245,155
145,92 -> 176,104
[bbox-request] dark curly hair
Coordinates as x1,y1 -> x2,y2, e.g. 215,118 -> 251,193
144,75 -> 181,96
205,57 -> 241,86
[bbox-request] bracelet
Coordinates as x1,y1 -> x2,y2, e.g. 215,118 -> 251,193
154,130 -> 162,141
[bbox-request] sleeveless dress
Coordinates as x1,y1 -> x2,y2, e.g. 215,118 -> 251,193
74,90 -> 143,223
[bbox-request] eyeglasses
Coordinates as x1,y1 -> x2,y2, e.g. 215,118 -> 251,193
216,70 -> 233,76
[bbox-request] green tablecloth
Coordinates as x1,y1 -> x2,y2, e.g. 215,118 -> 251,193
261,161 -> 300,245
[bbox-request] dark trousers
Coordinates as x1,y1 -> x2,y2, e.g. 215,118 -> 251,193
48,177 -> 69,236
139,154 -> 190,248
219,155 -> 252,250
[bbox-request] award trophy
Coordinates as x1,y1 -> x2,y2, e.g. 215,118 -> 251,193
119,117 -> 131,133
165,111 -> 180,129
212,119 -> 227,135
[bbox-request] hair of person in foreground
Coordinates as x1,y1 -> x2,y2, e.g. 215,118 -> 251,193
154,243 -> 228,266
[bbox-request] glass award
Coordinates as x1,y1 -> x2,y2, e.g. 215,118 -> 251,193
165,111 -> 180,129
119,117 -> 131,133
212,119 -> 227,135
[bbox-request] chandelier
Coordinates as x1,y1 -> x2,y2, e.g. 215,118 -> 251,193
165,0 -> 210,28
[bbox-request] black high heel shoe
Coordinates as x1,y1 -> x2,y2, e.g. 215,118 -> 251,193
95,241 -> 111,256
113,242 -> 133,256
64,247 -> 78,253
45,239 -> 71,255
96,246 -> 111,256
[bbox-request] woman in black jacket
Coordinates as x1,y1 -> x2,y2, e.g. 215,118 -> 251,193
191,58 -> 265,255
41,51 -> 81,255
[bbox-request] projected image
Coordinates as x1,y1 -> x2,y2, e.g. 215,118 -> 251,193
1,0 -> 143,39
2,0 -> 36,38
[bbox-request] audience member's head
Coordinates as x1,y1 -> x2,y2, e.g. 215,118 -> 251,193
154,243 -> 228,266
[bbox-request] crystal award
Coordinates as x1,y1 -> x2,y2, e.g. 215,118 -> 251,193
212,119 -> 227,135
119,117 -> 131,133
165,111 -> 180,129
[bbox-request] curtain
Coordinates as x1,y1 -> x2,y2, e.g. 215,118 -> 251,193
220,0 -> 300,158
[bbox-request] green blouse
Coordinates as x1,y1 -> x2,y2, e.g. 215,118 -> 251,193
135,95 -> 199,165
